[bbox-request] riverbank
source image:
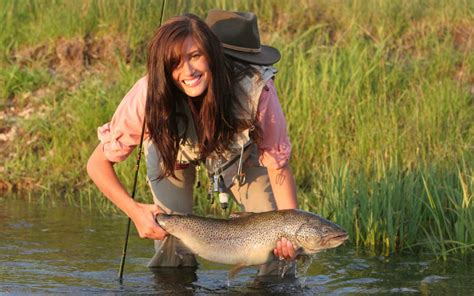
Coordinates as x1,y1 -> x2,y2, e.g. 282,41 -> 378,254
1,0 -> 473,257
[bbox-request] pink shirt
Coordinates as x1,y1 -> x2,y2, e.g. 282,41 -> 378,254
98,76 -> 291,169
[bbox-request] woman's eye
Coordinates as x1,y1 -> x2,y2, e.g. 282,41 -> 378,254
191,53 -> 201,59
170,58 -> 180,68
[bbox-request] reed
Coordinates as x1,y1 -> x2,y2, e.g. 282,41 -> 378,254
1,0 -> 472,257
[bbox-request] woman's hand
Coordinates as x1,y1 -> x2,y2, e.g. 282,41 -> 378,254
87,145 -> 167,241
129,202 -> 168,240
273,237 -> 297,260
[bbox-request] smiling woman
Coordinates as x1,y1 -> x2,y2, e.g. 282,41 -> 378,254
86,11 -> 298,277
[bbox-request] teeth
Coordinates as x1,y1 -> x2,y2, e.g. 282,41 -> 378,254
183,76 -> 200,86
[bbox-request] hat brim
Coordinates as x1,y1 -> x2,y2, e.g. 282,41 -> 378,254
222,45 -> 281,66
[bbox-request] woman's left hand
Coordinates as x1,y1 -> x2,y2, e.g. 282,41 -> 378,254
273,237 -> 297,260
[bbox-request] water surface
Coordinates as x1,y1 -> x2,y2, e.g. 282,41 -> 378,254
1,196 -> 473,294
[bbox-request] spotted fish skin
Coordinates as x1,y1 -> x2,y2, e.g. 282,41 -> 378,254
156,209 -> 348,267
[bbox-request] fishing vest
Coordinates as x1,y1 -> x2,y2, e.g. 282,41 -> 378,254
176,65 -> 277,189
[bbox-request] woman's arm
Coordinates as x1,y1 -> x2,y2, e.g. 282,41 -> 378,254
268,163 -> 298,259
87,144 -> 167,240
256,79 -> 296,209
87,77 -> 166,240
267,163 -> 298,210
255,79 -> 299,259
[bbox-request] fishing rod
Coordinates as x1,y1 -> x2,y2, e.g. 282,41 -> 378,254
118,0 -> 166,282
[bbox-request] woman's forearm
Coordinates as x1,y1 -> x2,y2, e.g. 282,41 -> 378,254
86,144 -> 138,216
267,163 -> 298,210
87,144 -> 167,240
269,163 -> 299,259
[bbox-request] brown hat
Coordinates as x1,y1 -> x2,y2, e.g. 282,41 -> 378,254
205,9 -> 281,65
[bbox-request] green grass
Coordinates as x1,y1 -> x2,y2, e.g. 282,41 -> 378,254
0,0 -> 473,257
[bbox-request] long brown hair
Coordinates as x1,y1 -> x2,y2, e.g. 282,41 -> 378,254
146,13 -> 255,179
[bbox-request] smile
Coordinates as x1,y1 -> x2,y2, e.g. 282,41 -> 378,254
183,74 -> 202,87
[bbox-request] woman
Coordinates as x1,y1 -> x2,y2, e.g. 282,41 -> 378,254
87,10 -> 297,274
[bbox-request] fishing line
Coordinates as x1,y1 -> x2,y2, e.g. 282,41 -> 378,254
118,0 -> 166,282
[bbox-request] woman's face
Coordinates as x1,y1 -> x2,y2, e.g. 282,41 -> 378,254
172,36 -> 210,98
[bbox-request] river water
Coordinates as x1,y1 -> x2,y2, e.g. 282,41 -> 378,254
1,196 -> 473,295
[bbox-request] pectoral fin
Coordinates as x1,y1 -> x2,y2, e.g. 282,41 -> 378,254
228,264 -> 246,279
174,239 -> 195,256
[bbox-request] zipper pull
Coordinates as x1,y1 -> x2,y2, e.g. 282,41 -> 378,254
218,175 -> 226,193
219,192 -> 229,210
218,175 -> 229,209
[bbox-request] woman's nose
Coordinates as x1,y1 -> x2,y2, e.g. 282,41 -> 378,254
181,60 -> 194,76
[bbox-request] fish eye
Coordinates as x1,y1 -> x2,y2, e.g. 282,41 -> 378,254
322,227 -> 329,235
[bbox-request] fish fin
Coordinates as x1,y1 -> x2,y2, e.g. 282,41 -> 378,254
229,212 -> 255,219
174,240 -> 195,256
228,264 -> 246,279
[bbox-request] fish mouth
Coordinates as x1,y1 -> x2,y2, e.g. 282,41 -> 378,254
334,233 -> 349,241
302,233 -> 349,254
327,233 -> 349,247
316,232 -> 349,250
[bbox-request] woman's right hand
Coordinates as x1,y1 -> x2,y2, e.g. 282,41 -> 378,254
87,144 -> 168,241
129,202 -> 168,240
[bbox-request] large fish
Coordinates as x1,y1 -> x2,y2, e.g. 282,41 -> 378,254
156,209 -> 348,278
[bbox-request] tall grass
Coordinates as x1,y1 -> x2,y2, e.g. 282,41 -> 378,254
1,0 -> 472,257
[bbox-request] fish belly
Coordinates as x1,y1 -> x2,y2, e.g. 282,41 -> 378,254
179,236 -> 274,266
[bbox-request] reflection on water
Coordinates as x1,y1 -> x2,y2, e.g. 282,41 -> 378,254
1,196 -> 473,295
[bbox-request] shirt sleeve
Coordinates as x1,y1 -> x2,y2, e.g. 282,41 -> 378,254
97,76 -> 148,163
256,79 -> 292,169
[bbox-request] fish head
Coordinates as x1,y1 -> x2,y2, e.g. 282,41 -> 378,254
155,214 -> 183,233
295,214 -> 348,254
